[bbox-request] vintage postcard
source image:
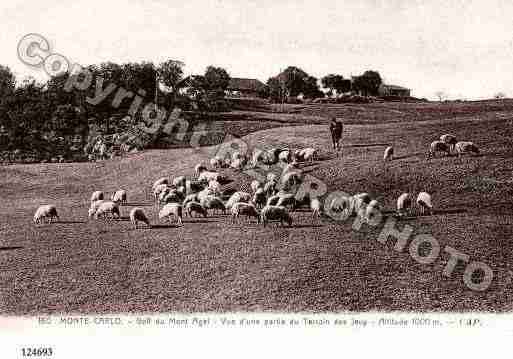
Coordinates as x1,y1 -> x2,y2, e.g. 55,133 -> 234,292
0,0 -> 512,357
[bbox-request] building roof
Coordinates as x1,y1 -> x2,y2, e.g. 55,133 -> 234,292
380,84 -> 410,91
227,78 -> 267,92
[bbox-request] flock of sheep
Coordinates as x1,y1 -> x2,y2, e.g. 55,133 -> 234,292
33,131 -> 479,230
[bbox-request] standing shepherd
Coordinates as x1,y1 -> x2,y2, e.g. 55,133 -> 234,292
329,117 -> 343,154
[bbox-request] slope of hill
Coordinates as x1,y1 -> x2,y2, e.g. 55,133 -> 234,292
0,102 -> 512,314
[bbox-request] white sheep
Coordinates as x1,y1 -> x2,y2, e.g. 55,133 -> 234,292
252,188 -> 267,209
34,204 -> 59,224
383,146 -> 394,161
264,179 -> 278,197
162,190 -> 184,205
90,190 -> 104,203
260,205 -> 293,227
266,173 -> 278,182
226,191 -> 251,210
194,164 -> 208,176
153,184 -> 170,202
198,170 -> 222,183
364,199 -> 381,224
455,141 -> 480,157
172,176 -> 186,188
111,189 -> 127,204
278,150 -> 292,163
94,201 -> 120,220
200,195 -> 226,215
429,140 -> 450,158
250,180 -> 263,193
210,156 -> 223,169
129,208 -> 151,229
440,134 -> 457,152
184,201 -> 208,218
152,177 -> 169,190
416,191 -> 433,215
88,200 -> 105,218
230,158 -> 245,171
396,192 -> 412,217
310,197 -> 322,218
158,203 -> 183,225
295,147 -> 317,162
250,149 -> 265,168
231,202 -> 260,223
281,171 -> 303,190
208,179 -> 222,195
197,187 -> 215,203
282,161 -> 300,175
276,193 -> 296,209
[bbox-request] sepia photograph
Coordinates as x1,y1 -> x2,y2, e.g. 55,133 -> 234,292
1,0 -> 513,357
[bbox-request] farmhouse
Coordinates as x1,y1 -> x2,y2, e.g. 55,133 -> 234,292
378,84 -> 411,97
225,78 -> 267,98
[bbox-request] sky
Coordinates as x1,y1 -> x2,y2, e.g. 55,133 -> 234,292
1,0 -> 512,100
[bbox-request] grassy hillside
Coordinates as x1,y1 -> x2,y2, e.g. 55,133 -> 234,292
0,101 -> 512,314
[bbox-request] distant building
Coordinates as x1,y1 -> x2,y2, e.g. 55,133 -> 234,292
378,84 -> 411,97
225,78 -> 267,98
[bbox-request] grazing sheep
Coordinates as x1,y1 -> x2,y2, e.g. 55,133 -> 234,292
90,190 -> 104,203
197,187 -> 216,203
185,201 -> 208,218
353,193 -> 372,216
364,199 -> 381,223
440,134 -> 457,152
94,201 -> 120,220
276,193 -> 296,209
230,157 -> 246,171
278,150 -> 292,163
282,161 -> 300,175
189,180 -> 206,194
195,164 -> 208,176
200,195 -> 226,215
397,193 -> 412,217
455,141 -> 480,157
266,173 -> 279,182
416,192 -> 433,215
88,200 -> 106,217
129,208 -> 151,229
268,148 -> 285,164
264,179 -> 278,197
260,205 -> 293,227
210,156 -> 223,169
162,190 -> 184,204
281,171 -> 303,190
310,197 -> 322,218
198,170 -> 222,183
158,203 -> 183,225
250,149 -> 265,168
383,146 -> 394,161
252,188 -> 267,209
34,204 -> 59,224
295,147 -> 317,162
231,202 -> 260,223
172,176 -> 186,188
226,191 -> 251,210
208,179 -> 222,195
153,184 -> 170,202
183,193 -> 200,206
250,180 -> 263,193
111,189 -> 127,204
152,177 -> 169,190
429,140 -> 450,158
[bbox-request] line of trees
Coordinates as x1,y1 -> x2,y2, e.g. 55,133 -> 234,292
0,60 -> 232,162
265,67 -> 383,103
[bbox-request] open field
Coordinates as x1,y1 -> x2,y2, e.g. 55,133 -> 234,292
1,101 -> 513,314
